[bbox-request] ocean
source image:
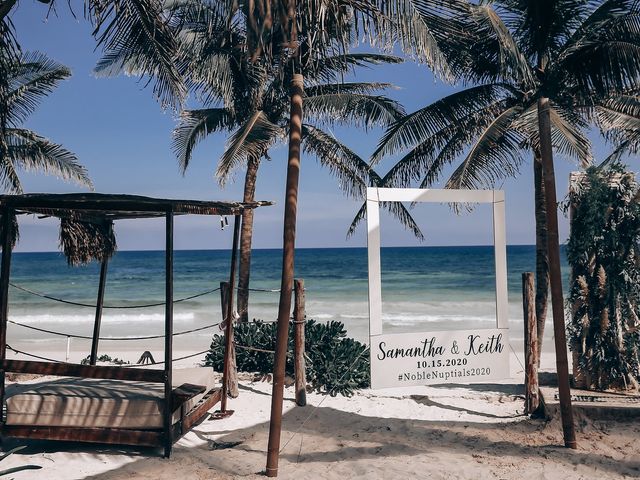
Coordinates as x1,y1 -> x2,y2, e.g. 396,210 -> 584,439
4,246 -> 568,362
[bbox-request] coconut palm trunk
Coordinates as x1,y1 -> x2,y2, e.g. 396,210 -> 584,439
533,149 -> 549,364
537,95 -> 576,448
266,72 -> 304,477
237,155 -> 260,323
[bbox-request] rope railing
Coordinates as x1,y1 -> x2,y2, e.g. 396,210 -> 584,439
9,283 -> 288,309
8,319 -> 222,340
9,283 -> 221,308
5,344 -> 212,365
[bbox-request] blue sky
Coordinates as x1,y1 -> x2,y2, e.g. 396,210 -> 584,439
10,2 -> 618,251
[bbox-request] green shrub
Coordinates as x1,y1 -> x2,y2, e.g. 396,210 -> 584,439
80,354 -> 130,365
204,319 -> 370,396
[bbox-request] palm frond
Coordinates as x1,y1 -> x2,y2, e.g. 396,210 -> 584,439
381,98 -> 512,187
5,51 -> 71,127
346,197 -> 425,240
304,90 -> 405,129
550,13 -> 640,96
307,53 -> 403,85
376,0 -> 468,80
93,0 -> 186,108
6,129 -> 93,190
446,105 -> 525,189
468,3 -> 536,87
372,83 -> 513,164
172,108 -> 235,172
216,111 -> 283,183
301,124 -> 369,199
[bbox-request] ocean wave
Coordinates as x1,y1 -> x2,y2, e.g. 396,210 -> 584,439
382,313 -> 495,325
8,312 -> 196,324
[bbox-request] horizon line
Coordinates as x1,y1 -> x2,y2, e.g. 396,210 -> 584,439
11,243 -> 550,255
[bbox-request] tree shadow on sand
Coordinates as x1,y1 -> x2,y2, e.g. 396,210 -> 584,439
36,400 -> 638,479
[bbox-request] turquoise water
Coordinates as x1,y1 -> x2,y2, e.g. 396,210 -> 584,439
5,246 -> 568,359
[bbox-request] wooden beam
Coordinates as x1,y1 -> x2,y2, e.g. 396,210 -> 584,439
164,209 -> 174,458
0,208 -> 14,429
90,256 -> 109,365
181,388 -> 222,432
221,215 -> 241,412
2,359 -> 166,382
1,424 -> 162,447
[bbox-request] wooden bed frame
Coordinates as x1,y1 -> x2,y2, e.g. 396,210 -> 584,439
1,360 -> 222,452
0,194 -> 270,457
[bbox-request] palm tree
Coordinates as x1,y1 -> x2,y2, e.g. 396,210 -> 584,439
2,0 -> 185,108
0,51 -> 91,194
171,9 -> 421,323
371,0 -> 640,447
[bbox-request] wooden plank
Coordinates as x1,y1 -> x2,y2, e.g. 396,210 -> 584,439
294,279 -> 306,407
372,187 -> 495,204
1,425 -> 163,447
182,388 -> 222,432
493,191 -> 509,329
171,383 -> 206,411
0,193 -> 270,216
1,359 -> 166,382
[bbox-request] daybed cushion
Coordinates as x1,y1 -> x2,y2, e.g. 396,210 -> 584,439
5,367 -> 217,429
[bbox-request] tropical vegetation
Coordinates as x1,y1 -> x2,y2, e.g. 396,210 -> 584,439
0,50 -> 90,194
366,0 -> 640,357
567,165 -> 640,391
205,319 -> 370,396
167,4 -> 423,321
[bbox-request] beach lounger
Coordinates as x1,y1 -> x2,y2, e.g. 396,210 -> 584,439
1,365 -> 221,454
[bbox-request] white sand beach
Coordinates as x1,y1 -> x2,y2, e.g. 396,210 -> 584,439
3,351 -> 639,480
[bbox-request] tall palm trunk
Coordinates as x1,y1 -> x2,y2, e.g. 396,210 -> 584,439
537,96 -> 576,448
266,72 -> 304,477
237,155 -> 260,323
533,148 -> 549,364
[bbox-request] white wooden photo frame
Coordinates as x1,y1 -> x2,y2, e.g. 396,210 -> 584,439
366,188 -> 510,389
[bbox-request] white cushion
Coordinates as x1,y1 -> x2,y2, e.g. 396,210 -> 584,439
5,367 -> 217,429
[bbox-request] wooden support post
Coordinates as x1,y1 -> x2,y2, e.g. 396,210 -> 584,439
0,209 -> 14,427
538,97 -> 576,448
220,282 -> 238,399
267,72 -> 304,477
522,272 -> 539,414
163,209 -> 174,458
294,279 -> 306,407
221,215 -> 241,412
90,257 -> 109,365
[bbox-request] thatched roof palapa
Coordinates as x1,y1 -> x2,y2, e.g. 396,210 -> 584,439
0,193 -> 272,265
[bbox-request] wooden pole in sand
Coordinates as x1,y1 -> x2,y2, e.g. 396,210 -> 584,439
537,97 -> 576,448
293,278 -> 306,407
163,209 -> 174,458
220,281 -> 238,398
221,215 -> 241,412
89,256 -> 109,365
522,272 -> 539,414
266,72 -> 304,477
0,209 -> 14,423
